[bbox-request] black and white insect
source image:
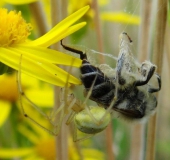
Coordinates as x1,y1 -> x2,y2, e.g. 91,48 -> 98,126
61,32 -> 161,120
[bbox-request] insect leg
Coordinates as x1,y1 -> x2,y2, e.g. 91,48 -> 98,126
148,73 -> 161,93
135,64 -> 156,86
60,40 -> 87,60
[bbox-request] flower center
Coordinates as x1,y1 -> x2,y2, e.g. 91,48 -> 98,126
0,8 -> 32,47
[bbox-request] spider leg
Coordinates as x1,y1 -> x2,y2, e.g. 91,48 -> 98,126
50,74 -> 78,134
51,59 -> 78,133
72,122 -> 93,142
17,55 -> 61,136
83,74 -> 105,125
17,55 -> 51,120
61,40 -> 109,132
60,40 -> 87,60
17,55 -> 76,136
148,73 -> 161,93
64,94 -> 96,142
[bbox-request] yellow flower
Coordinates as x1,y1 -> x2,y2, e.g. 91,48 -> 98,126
101,12 -> 140,25
0,74 -> 18,102
0,74 -> 17,127
0,6 -> 89,87
68,0 -> 109,18
0,0 -> 38,7
0,99 -> 105,160
0,71 -> 53,126
1,0 -> 37,5
68,0 -> 94,19
0,72 -> 106,160
0,125 -> 105,159
68,0 -> 140,25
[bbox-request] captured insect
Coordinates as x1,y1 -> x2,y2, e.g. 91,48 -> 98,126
17,55 -> 111,141
61,32 -> 161,120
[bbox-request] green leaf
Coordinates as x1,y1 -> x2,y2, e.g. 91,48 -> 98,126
0,62 -> 8,75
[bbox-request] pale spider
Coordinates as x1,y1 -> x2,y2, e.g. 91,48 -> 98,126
61,32 -> 161,120
17,55 -> 111,141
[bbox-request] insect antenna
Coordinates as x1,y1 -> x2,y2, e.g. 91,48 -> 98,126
60,40 -> 87,60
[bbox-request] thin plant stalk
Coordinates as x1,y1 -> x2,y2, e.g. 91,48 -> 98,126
50,0 -> 68,160
130,124 -> 144,160
138,0 -> 153,61
165,24 -> 170,69
92,0 -> 105,63
130,1 -> 153,160
92,1 -> 114,160
29,1 -> 49,35
29,1 -> 67,159
146,0 -> 167,160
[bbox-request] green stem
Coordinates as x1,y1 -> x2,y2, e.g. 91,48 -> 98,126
146,0 -> 167,160
92,1 -> 114,159
50,0 -> 68,160
29,1 -> 49,35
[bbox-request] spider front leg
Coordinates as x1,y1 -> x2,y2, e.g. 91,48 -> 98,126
17,55 -> 72,136
65,82 -> 111,142
60,40 -> 113,139
64,96 -> 94,142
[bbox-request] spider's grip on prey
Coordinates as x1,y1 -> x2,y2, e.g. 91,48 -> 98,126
61,32 -> 161,120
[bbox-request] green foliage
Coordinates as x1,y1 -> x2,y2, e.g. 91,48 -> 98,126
0,62 -> 8,75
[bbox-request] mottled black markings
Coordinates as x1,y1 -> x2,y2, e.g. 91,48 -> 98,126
61,34 -> 161,119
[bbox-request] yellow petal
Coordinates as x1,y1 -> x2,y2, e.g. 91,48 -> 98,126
26,88 -> 53,107
3,0 -> 37,5
17,104 -> 50,141
82,149 -> 105,160
48,22 -> 86,45
23,154 -> 41,160
0,148 -> 34,158
28,5 -> 89,47
0,48 -> 81,86
12,45 -> 82,67
10,47 -> 81,84
101,12 -> 140,25
29,22 -> 86,47
0,74 -> 18,102
99,0 -> 109,6
40,59 -> 81,85
0,101 -> 11,127
17,124 -> 40,144
22,74 -> 53,107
